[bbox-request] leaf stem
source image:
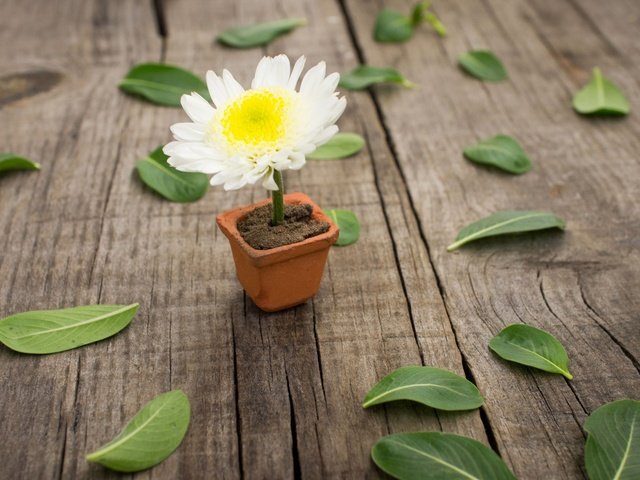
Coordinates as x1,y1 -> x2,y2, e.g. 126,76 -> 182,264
424,11 -> 447,37
271,169 -> 285,226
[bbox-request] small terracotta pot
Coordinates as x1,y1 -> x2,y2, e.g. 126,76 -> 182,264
216,192 -> 339,312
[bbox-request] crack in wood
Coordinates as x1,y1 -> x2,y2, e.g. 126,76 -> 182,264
88,134 -> 125,287
151,0 -> 168,37
360,98 -> 425,366
150,0 -> 168,61
233,297 -> 245,480
310,299 -> 327,404
285,372 -> 302,480
578,281 -> 640,375
56,424 -> 68,480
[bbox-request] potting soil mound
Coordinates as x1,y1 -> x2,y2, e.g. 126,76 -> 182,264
238,203 -> 329,250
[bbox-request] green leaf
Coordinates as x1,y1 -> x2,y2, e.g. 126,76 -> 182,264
136,146 -> 209,203
489,324 -> 573,379
363,366 -> 484,411
0,153 -> 40,173
447,210 -> 565,251
458,50 -> 507,82
584,399 -> 640,480
217,18 -> 306,48
86,390 -> 191,473
339,66 -> 414,91
374,8 -> 414,43
463,135 -> 532,174
573,67 -> 630,116
372,432 -> 516,480
119,63 -> 209,107
324,209 -> 360,246
308,133 -> 365,160
0,304 -> 138,354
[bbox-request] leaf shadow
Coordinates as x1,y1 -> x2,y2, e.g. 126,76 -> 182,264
488,349 -> 565,381
467,163 -> 528,177
0,171 -> 37,180
450,228 -> 567,253
367,399 -> 482,431
572,111 -> 628,122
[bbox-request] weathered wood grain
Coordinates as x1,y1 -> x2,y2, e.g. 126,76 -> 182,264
162,0 -> 487,477
1,0 -> 487,479
1,0 -> 638,478
342,0 -> 640,478
0,1 -> 163,479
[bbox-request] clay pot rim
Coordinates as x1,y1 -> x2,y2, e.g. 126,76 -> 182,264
216,192 -> 339,267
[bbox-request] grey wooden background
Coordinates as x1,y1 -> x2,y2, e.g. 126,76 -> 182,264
0,0 -> 638,478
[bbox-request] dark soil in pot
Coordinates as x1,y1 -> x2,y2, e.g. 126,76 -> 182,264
237,203 -> 329,250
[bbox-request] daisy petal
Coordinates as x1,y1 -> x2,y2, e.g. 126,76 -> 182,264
181,92 -> 214,124
271,54 -> 291,86
288,152 -> 306,170
206,70 -> 228,108
164,141 -> 221,160
262,169 -> 278,190
287,56 -> 306,89
314,125 -> 339,146
300,61 -> 326,96
170,122 -> 206,142
222,70 -> 244,98
168,157 -> 224,174
325,97 -> 347,125
318,72 -> 340,96
251,56 -> 270,89
223,176 -> 249,191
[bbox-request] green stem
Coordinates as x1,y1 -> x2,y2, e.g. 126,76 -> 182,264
424,12 -> 447,37
271,169 -> 285,226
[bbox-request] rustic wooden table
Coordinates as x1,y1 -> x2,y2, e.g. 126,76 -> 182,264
1,0 -> 638,478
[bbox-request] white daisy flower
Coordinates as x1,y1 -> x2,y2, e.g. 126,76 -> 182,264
164,54 -> 347,192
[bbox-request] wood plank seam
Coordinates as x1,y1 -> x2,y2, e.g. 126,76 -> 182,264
233,301 -> 245,480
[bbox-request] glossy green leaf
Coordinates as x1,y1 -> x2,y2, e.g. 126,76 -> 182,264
585,399 -> 640,480
458,50 -> 507,81
119,63 -> 209,107
372,432 -> 516,480
339,66 -> 414,91
463,135 -> 532,174
363,366 -> 483,411
324,209 -> 360,246
489,324 -> 573,379
217,18 -> 306,48
573,67 -> 630,116
0,304 -> 138,354
136,146 -> 209,203
374,8 -> 414,43
0,153 -> 40,173
86,390 -> 191,473
447,210 -> 565,251
308,133 -> 365,160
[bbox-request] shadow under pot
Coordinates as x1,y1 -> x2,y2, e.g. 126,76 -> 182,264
216,192 -> 339,312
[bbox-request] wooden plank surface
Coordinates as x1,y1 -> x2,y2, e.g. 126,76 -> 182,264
342,0 -> 640,478
0,0 -> 638,479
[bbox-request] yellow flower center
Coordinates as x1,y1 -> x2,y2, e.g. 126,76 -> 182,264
220,89 -> 290,148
